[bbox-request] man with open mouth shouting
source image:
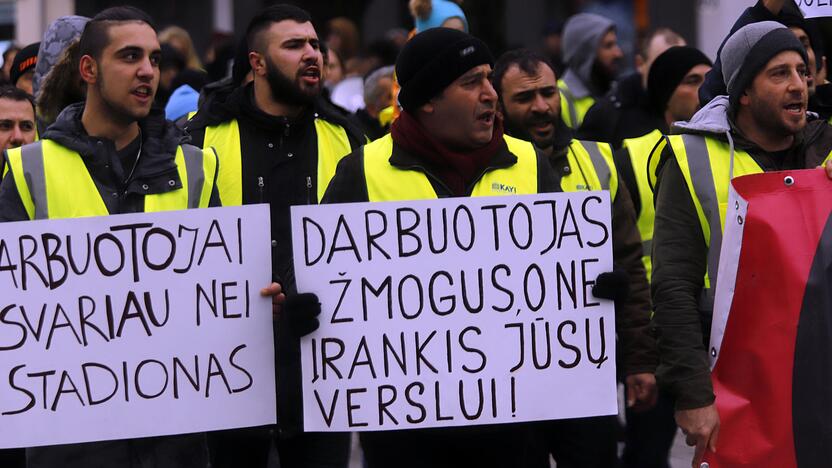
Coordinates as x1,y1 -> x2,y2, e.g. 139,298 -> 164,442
184,4 -> 365,468
0,5 -> 223,468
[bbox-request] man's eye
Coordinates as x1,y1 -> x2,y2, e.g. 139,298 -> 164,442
21,123 -> 34,131
0,122 -> 11,130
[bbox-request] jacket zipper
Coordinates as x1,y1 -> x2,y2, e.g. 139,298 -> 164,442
258,176 -> 265,203
306,176 -> 313,204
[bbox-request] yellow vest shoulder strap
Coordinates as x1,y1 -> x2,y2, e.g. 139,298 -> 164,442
562,139 -> 618,198
314,118 -> 353,202
204,119 -> 243,206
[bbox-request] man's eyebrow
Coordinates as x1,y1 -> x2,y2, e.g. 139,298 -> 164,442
115,45 -> 143,54
461,70 -> 487,81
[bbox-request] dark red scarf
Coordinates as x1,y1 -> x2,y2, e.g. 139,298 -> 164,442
391,110 -> 505,196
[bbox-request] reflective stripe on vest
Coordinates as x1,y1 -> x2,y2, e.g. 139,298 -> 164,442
560,139 -> 618,200
670,135 -> 832,311
363,134 -> 538,201
557,79 -> 595,129
623,129 -> 664,280
6,140 -> 215,220
202,118 -> 352,205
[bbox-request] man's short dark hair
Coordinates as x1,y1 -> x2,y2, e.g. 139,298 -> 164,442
492,48 -> 554,98
78,6 -> 157,60
0,84 -> 35,115
246,4 -> 312,54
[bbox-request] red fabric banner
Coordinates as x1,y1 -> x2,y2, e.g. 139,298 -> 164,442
705,169 -> 832,467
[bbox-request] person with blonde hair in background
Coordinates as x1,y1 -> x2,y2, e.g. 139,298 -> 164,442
158,25 -> 202,71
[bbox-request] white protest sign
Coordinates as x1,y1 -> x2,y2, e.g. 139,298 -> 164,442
291,192 -> 617,432
797,0 -> 832,18
0,205 -> 275,448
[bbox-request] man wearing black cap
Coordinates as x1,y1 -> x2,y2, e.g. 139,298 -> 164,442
323,28 -> 618,467
10,42 -> 39,95
651,21 -> 832,468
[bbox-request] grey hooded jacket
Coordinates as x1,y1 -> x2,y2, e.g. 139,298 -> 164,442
560,12 -> 615,99
651,96 -> 832,410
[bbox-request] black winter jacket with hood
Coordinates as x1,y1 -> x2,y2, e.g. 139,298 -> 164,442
185,82 -> 365,436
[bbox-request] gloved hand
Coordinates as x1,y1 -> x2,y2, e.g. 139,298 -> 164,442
592,268 -> 630,302
284,293 -> 322,337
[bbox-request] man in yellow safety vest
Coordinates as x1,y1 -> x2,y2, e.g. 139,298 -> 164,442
651,21 -> 832,468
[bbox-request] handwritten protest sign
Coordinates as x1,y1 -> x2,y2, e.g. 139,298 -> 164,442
797,0 -> 832,18
0,205 -> 275,449
291,193 -> 617,432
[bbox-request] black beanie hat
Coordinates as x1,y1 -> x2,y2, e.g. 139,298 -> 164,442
11,42 -> 39,86
647,46 -> 712,114
396,27 -> 493,112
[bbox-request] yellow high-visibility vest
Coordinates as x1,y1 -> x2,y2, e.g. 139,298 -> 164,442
198,117 -> 352,205
622,128 -> 664,280
558,79 -> 596,129
6,139 -> 216,219
363,134 -> 538,201
668,133 -> 832,312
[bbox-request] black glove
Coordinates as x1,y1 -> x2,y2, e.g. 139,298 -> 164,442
592,269 -> 630,302
285,293 -> 321,337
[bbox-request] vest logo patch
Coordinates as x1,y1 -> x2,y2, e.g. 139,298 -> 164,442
491,182 -> 517,194
460,46 -> 475,57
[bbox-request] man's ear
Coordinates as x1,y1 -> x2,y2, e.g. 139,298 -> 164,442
420,102 -> 435,114
78,55 -> 97,85
249,51 -> 266,77
739,90 -> 751,107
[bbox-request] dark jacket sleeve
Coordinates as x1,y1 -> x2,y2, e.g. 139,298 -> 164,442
0,168 -> 32,222
610,179 -> 657,376
576,100 -> 616,145
651,150 -> 714,410
321,149 -> 369,204
699,1 -> 782,106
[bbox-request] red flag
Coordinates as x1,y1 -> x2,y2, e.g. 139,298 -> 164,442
705,169 -> 832,467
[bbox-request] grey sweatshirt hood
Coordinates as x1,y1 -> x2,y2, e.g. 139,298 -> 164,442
33,15 -> 89,99
671,95 -> 732,136
561,13 -> 615,98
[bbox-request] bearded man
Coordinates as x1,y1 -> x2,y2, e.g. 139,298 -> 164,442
185,4 -> 365,468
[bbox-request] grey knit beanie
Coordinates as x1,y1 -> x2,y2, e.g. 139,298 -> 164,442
720,21 -> 808,106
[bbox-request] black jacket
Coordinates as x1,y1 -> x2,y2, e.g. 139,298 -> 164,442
185,82 -> 365,436
0,104 -> 217,467
0,103 -> 220,222
577,72 -> 665,149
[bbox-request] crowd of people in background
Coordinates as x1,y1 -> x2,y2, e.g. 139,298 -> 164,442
0,0 -> 829,467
